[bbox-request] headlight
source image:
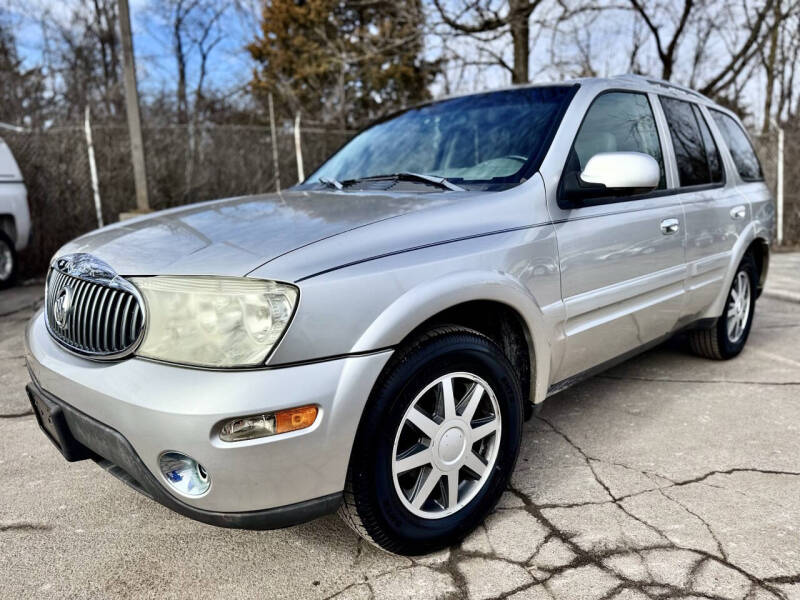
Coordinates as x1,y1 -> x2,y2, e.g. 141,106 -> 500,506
130,276 -> 298,368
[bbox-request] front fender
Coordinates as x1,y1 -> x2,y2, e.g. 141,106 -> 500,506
351,270 -> 553,404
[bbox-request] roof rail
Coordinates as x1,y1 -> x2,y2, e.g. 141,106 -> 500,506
612,74 -> 710,101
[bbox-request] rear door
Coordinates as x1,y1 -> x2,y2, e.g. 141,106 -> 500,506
546,90 -> 687,383
657,97 -> 747,320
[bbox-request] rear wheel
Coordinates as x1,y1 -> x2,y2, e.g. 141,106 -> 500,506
339,326 -> 523,555
0,232 -> 17,290
689,253 -> 757,360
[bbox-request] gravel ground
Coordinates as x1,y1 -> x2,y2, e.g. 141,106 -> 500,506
1,254 -> 799,600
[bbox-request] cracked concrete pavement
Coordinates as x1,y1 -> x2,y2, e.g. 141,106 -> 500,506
2,253 -> 800,600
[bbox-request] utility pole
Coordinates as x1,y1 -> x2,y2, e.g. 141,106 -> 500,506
118,0 -> 150,213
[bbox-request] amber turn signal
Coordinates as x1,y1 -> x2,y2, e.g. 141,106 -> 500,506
275,405 -> 318,434
219,405 -> 318,442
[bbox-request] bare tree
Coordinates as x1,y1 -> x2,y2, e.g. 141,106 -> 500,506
0,16 -> 48,128
628,0 -> 695,80
10,0 -> 125,123
698,0 -> 783,97
431,0 -> 545,83
91,0 -> 122,116
147,0 -> 229,124
625,0 -> 796,109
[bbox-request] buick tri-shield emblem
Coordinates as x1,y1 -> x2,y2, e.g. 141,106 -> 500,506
53,286 -> 73,329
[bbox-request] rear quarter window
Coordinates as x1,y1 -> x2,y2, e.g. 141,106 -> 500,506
710,111 -> 764,181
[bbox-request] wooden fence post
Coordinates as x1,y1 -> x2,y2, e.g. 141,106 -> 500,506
268,93 -> 281,192
294,112 -> 305,183
84,106 -> 103,228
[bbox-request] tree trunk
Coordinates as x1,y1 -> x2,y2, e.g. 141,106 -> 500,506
174,22 -> 188,124
762,1 -> 781,133
509,0 -> 530,84
662,59 -> 673,81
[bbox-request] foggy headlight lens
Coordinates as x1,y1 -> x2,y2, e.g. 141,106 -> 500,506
130,276 -> 298,368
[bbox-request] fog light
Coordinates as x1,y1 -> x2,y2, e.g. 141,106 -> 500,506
219,405 -> 318,442
159,452 -> 211,496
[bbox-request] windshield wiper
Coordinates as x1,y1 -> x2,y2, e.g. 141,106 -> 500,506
347,172 -> 465,192
319,177 -> 343,190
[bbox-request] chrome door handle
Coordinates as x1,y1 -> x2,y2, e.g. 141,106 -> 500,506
660,218 -> 680,235
730,205 -> 746,220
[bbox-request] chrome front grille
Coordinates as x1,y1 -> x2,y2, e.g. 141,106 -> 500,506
45,255 -> 145,359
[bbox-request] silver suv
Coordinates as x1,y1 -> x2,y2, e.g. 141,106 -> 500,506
25,75 -> 773,555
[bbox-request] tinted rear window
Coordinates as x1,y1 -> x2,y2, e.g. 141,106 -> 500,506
660,97 -> 720,187
711,110 -> 764,181
693,105 -> 723,183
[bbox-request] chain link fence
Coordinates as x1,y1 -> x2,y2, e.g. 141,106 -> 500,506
2,124 -> 354,279
2,120 -> 798,280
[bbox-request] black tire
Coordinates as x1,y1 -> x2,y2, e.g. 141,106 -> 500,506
339,326 -> 524,555
689,252 -> 757,360
0,231 -> 18,290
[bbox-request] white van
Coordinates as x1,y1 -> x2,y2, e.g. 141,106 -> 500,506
0,136 -> 31,288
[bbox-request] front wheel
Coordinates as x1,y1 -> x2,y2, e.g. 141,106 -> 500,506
339,326 -> 523,555
689,252 -> 757,360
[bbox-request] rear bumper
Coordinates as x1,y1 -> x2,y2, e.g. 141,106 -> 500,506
26,379 -> 342,529
25,309 -> 392,522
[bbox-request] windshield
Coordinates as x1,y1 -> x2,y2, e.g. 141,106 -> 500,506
303,85 -> 576,190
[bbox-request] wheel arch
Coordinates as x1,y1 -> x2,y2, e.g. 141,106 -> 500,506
405,300 -> 534,408
747,237 -> 769,297
350,270 -> 551,405
701,224 -> 769,320
0,214 -> 17,245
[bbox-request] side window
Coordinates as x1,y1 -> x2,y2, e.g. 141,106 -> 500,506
660,96 -> 721,187
567,92 -> 666,191
693,106 -> 723,183
711,110 -> 764,181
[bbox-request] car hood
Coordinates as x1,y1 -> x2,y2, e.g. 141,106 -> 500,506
56,189 -> 458,277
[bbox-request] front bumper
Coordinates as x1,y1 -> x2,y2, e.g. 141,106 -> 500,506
25,310 -> 392,525
26,380 -> 342,529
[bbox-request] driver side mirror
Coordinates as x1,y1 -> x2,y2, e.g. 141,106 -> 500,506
560,151 -> 660,206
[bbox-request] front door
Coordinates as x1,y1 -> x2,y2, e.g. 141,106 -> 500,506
546,91 -> 686,383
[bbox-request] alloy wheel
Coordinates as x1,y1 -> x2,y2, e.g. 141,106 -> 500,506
726,271 -> 751,343
391,372 -> 501,519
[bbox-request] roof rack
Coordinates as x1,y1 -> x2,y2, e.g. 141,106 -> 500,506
612,74 -> 710,101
